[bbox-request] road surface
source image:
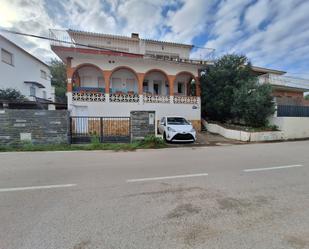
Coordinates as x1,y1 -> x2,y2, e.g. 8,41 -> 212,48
0,141 -> 309,249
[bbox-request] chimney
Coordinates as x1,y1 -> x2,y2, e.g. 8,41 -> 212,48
131,33 -> 139,39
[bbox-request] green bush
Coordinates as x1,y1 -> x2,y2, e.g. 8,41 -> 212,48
138,135 -> 165,148
201,54 -> 275,127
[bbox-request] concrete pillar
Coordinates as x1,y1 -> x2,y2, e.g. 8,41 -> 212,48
168,75 -> 176,104
103,71 -> 112,94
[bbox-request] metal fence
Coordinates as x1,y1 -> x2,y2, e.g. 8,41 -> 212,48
70,116 -> 131,143
277,105 -> 309,117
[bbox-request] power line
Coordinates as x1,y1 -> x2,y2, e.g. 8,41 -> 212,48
0,28 -> 143,57
0,28 -> 216,58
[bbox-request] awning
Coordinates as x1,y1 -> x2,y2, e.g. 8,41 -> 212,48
24,81 -> 45,88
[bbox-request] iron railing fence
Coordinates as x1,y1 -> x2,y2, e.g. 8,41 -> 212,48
277,105 -> 309,117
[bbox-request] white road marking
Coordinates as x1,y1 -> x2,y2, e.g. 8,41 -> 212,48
0,184 -> 77,193
126,173 -> 208,183
243,164 -> 304,172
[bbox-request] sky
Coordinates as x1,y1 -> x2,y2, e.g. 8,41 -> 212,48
1,0 -> 309,78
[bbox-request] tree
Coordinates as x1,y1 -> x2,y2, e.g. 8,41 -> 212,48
201,54 -> 275,127
0,88 -> 25,100
50,59 -> 67,103
305,94 -> 309,100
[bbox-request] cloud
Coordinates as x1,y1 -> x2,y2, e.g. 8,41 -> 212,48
0,0 -> 308,78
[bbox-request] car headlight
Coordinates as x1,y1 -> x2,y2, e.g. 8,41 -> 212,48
190,128 -> 196,132
167,127 -> 176,132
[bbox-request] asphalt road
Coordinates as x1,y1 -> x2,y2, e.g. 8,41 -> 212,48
1,141 -> 309,249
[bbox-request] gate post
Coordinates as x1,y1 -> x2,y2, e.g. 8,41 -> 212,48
69,117 -> 72,144
100,117 -> 103,143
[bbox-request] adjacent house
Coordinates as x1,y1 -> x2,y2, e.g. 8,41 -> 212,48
252,66 -> 309,106
0,34 -> 55,107
50,29 -> 210,131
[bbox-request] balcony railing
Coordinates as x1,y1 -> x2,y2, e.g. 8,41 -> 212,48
72,92 -> 105,102
173,96 -> 198,104
143,94 -> 170,103
72,90 -> 199,104
258,73 -> 309,90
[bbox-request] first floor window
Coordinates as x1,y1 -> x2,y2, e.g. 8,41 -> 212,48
30,86 -> 36,97
1,48 -> 13,66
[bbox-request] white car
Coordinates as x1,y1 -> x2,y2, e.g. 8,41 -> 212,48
158,116 -> 196,142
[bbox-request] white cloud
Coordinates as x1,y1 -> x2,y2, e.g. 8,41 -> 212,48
0,0 -> 308,77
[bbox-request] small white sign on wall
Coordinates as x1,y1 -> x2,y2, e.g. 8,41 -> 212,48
149,113 -> 155,125
20,133 -> 32,141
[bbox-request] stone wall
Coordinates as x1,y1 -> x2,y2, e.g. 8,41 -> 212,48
0,109 -> 69,145
130,111 -> 156,140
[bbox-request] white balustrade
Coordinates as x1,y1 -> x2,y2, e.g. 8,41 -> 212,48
72,92 -> 106,102
173,96 -> 198,104
143,95 -> 170,103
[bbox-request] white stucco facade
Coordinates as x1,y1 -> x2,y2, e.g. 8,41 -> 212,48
0,35 -> 54,101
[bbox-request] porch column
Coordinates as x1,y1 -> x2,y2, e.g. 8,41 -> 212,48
66,57 -> 74,110
196,78 -> 201,97
66,57 -> 74,92
168,75 -> 176,96
168,75 -> 176,104
103,70 -> 112,94
137,73 -> 145,104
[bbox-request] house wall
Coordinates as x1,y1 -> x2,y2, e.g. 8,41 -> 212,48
71,54 -> 199,77
69,32 -> 191,59
0,36 -> 54,101
71,99 -> 201,131
273,89 -> 309,106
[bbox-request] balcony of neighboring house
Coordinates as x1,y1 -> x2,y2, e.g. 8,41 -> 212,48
258,73 -> 309,92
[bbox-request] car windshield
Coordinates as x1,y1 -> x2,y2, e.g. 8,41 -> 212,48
167,117 -> 189,125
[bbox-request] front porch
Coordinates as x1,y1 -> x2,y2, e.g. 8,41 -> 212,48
70,65 -> 200,105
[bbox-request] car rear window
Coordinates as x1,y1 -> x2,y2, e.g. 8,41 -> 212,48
167,117 -> 189,125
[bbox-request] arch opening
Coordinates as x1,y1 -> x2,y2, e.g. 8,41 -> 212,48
174,72 -> 197,96
143,70 -> 169,96
109,67 -> 139,94
72,64 -> 105,92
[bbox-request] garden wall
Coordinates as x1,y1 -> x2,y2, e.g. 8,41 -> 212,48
0,109 -> 69,145
205,122 -> 284,142
269,117 -> 309,139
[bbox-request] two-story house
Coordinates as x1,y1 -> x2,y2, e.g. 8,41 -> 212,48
50,29 -> 209,131
0,34 -> 55,104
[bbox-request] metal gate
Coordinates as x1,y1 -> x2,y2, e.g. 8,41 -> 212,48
70,116 -> 131,143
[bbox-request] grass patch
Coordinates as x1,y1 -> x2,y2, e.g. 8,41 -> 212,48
0,135 -> 166,152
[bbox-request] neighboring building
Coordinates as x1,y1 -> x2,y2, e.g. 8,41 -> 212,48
252,66 -> 309,106
0,34 -> 55,103
50,29 -> 211,131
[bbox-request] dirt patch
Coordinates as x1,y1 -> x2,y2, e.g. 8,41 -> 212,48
167,203 -> 201,219
180,224 -> 220,246
216,195 -> 270,214
285,235 -> 309,249
73,240 -> 90,249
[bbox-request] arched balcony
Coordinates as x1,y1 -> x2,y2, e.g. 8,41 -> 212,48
72,64 -> 106,102
173,72 -> 199,104
109,67 -> 140,103
143,69 -> 170,103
